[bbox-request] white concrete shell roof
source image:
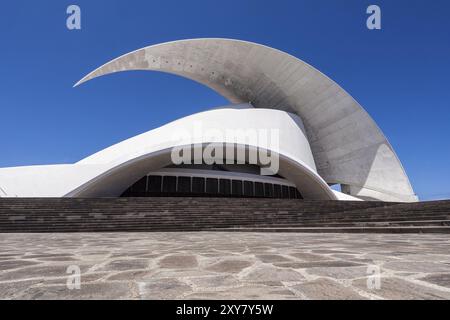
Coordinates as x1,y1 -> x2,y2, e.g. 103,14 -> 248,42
0,107 -> 337,200
75,38 -> 417,202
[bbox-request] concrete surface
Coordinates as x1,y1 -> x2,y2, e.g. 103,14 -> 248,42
0,106 -> 335,200
1,232 -> 450,300
75,38 -> 417,202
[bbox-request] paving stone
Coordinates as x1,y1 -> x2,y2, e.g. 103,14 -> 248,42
107,270 -> 153,281
0,254 -> 20,258
184,285 -> 297,300
268,289 -> 297,296
241,280 -> 283,287
98,259 -> 150,271
24,254 -> 75,259
206,260 -> 253,273
306,266 -> 370,279
0,232 -> 449,299
419,273 -> 450,288
110,251 -> 157,258
0,260 -> 41,271
199,253 -> 228,257
242,264 -> 305,282
138,278 -> 192,299
35,256 -> 80,262
273,262 -> 314,269
398,254 -> 450,263
287,252 -> 330,261
0,257 -> 17,262
0,280 -> 45,299
41,272 -> 109,285
353,277 -> 450,300
363,253 -> 398,261
0,265 -> 92,281
290,279 -> 366,300
255,254 -> 292,263
247,246 -> 273,253
383,261 -> 450,273
149,269 -> 218,279
158,255 -> 198,269
186,275 -> 240,289
331,254 -> 361,260
281,261 -> 363,269
312,250 -> 353,254
17,283 -> 134,300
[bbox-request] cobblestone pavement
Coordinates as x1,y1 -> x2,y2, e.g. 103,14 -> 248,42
1,232 -> 450,300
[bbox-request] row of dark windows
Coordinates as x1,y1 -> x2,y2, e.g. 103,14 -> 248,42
121,175 -> 303,199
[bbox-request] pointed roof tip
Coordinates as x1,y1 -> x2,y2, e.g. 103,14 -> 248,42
73,76 -> 88,88
73,68 -> 103,87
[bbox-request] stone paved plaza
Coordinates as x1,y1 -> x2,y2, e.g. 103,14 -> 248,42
1,232 -> 450,300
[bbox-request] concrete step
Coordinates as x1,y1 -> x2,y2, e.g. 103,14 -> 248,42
0,198 -> 449,234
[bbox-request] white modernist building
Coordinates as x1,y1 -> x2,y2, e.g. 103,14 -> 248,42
0,39 -> 417,202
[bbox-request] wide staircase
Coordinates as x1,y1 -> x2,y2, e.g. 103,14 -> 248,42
0,197 -> 449,233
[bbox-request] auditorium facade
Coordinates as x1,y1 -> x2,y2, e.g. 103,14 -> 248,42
0,39 -> 417,202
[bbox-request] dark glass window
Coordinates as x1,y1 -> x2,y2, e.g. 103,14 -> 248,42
122,173 -> 298,200
177,176 -> 191,193
147,175 -> 162,193
289,186 -> 298,199
121,188 -> 131,197
192,177 -> 205,194
206,178 -> 219,194
219,179 -> 231,195
255,182 -> 264,197
281,185 -> 290,199
264,183 -> 274,198
243,181 -> 254,197
131,177 -> 147,193
232,180 -> 243,196
162,176 -> 177,193
273,184 -> 282,198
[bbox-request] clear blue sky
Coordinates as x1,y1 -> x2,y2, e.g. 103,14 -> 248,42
0,0 -> 449,200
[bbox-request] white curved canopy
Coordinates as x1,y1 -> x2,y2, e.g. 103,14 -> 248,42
76,38 -> 417,202
71,107 -> 334,199
0,107 -> 336,200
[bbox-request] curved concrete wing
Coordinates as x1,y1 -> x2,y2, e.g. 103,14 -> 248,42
70,107 -> 335,199
75,38 -> 417,202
